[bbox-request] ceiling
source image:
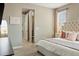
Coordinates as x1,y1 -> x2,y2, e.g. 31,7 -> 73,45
33,3 -> 68,9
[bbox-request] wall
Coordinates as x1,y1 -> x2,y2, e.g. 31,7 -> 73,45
62,4 -> 79,32
3,3 -> 54,47
55,3 -> 79,33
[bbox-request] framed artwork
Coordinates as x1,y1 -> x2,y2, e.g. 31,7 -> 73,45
9,16 -> 21,24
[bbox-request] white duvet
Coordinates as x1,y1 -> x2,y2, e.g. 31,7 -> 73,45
36,38 -> 79,56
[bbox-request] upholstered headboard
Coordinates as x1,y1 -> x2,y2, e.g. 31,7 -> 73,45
62,21 -> 79,32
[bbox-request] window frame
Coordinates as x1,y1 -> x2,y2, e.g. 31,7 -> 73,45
57,9 -> 67,33
54,7 -> 68,37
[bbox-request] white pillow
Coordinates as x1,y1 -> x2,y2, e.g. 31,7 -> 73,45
66,32 -> 77,41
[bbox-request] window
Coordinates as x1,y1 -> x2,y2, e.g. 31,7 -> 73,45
56,10 -> 67,35
0,20 -> 8,37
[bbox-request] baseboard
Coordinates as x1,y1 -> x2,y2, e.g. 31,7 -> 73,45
13,45 -> 23,49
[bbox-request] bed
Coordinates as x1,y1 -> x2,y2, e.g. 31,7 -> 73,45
36,21 -> 79,56
36,38 -> 79,56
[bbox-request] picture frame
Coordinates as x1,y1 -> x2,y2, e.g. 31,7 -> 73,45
9,16 -> 21,24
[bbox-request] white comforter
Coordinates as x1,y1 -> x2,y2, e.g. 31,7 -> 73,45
46,38 -> 79,51
36,38 -> 79,56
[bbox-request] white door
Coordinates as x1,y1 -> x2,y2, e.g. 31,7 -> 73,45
22,14 -> 28,41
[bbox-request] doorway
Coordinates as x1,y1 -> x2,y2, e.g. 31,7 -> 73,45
22,9 -> 35,43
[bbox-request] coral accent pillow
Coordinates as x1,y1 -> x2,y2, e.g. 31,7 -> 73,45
61,31 -> 66,38
66,32 -> 77,41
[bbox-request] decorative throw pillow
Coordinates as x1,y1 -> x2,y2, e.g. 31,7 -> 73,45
65,32 -> 69,39
66,32 -> 77,41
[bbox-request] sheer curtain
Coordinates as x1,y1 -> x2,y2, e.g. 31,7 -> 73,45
1,20 -> 8,37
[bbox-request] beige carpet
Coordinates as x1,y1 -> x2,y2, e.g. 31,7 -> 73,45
14,41 -> 42,56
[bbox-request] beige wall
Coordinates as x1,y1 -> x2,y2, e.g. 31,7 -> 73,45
67,4 -> 79,22
62,3 -> 79,32
3,3 -> 54,47
55,3 -> 79,33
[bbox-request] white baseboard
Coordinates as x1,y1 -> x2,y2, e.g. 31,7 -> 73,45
13,45 -> 23,49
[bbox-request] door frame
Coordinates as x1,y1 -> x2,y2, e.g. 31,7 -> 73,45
22,9 -> 35,43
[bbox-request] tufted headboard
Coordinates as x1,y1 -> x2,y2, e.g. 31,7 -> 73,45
62,21 -> 79,32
